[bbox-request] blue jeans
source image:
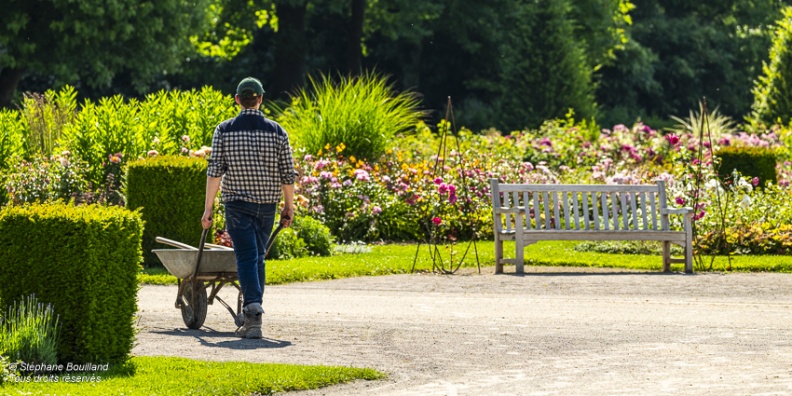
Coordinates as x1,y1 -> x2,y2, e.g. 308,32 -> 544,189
224,200 -> 276,307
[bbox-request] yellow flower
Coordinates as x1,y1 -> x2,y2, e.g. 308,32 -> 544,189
336,143 -> 346,153
325,143 -> 331,150
317,149 -> 323,156
349,155 -> 357,163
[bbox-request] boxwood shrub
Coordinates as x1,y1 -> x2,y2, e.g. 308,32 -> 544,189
715,146 -> 777,188
0,203 -> 142,364
126,156 -> 207,266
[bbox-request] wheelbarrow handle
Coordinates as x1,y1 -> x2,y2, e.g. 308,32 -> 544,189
190,228 -> 209,281
264,215 -> 290,258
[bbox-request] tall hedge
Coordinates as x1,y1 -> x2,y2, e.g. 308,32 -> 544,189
715,146 -> 778,188
0,203 -> 142,364
752,7 -> 792,126
126,156 -> 207,266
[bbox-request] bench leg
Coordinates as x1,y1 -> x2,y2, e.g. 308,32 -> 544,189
495,237 -> 504,274
662,241 -> 671,272
684,241 -> 693,274
515,239 -> 524,274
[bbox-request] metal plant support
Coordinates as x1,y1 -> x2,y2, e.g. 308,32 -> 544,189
411,97 -> 481,274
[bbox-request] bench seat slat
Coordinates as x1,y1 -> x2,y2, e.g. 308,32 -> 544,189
497,230 -> 687,242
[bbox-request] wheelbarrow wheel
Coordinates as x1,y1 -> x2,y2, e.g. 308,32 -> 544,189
181,280 -> 207,329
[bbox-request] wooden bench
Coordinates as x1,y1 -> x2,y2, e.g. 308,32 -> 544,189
489,179 -> 693,274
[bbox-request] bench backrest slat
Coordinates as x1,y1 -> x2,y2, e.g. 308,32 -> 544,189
562,192 -> 570,230
523,191 -> 532,230
610,191 -> 619,230
553,192 -> 561,230
657,180 -> 669,231
533,192 -> 541,230
581,192 -> 590,230
572,192 -> 581,230
640,192 -> 648,230
591,192 -> 600,230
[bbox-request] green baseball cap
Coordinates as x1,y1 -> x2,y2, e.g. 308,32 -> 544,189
237,77 -> 265,97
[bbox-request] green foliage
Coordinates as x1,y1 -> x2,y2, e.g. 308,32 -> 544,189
276,72 -> 424,161
751,6 -> 792,126
493,0 -> 597,130
269,228 -> 309,260
126,156 -> 208,266
0,110 -> 26,170
57,87 -> 235,188
3,156 -> 90,206
0,294 -> 59,366
0,0 -> 212,100
599,0 -> 784,126
715,146 -> 778,187
294,216 -> 334,257
266,216 -> 333,260
19,87 -> 78,159
0,203 -> 142,364
0,355 -> 384,395
669,102 -> 739,139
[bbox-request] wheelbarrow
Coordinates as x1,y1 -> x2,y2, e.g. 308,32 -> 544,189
153,222 -> 284,329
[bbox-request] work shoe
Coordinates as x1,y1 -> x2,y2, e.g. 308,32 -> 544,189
235,303 -> 264,339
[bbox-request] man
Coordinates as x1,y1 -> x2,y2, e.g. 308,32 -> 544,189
201,77 -> 295,339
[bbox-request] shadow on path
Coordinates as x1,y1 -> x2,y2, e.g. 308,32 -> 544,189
150,327 -> 293,350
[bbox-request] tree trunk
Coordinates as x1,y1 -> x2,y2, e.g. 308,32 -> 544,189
346,0 -> 366,75
271,1 -> 308,99
0,67 -> 25,109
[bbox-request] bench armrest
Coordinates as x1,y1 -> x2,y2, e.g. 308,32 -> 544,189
661,207 -> 693,215
494,206 -> 526,214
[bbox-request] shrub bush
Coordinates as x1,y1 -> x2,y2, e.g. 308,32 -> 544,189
126,156 -> 208,266
269,228 -> 309,260
276,72 -> 424,162
0,294 -> 60,366
0,203 -> 142,364
294,216 -> 334,257
715,146 -> 777,188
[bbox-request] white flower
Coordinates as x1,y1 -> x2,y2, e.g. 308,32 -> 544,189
705,179 -> 719,190
741,194 -> 752,208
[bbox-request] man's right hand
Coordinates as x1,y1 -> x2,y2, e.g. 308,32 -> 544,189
280,207 -> 294,228
201,209 -> 213,230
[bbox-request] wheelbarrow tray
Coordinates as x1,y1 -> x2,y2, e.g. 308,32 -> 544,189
153,248 -> 237,279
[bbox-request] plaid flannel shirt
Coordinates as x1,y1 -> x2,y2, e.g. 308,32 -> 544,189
207,109 -> 296,204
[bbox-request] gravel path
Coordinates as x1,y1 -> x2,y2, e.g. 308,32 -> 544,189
133,267 -> 792,395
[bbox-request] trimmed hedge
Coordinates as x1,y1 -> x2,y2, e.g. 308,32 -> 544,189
0,203 -> 142,364
715,146 -> 778,188
126,156 -> 207,266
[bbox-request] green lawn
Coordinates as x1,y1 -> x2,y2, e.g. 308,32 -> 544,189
1,356 -> 383,395
139,241 -> 792,285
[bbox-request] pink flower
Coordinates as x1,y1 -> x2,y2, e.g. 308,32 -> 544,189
438,183 -> 449,194
431,217 -> 442,226
372,206 -> 382,215
666,134 -> 680,146
448,184 -> 457,194
434,177 -> 443,185
752,177 -> 759,187
181,135 -> 190,143
304,154 -> 314,161
146,150 -> 158,157
448,194 -> 458,204
675,197 -> 685,206
181,147 -> 189,154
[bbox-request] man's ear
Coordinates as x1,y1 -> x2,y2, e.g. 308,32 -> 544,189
234,94 -> 241,106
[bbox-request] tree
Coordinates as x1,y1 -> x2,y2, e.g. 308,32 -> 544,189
751,6 -> 792,125
0,0 -> 210,108
597,0 -> 788,126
